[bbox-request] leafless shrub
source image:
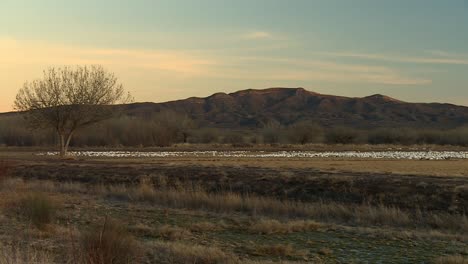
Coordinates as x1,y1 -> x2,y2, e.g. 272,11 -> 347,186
287,122 -> 323,145
325,127 -> 359,144
80,218 -> 141,264
0,161 -> 12,187
18,192 -> 57,230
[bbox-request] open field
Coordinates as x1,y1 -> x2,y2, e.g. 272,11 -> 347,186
0,148 -> 467,263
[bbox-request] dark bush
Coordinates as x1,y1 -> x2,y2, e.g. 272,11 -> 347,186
368,128 -> 418,145
325,127 -> 359,144
19,193 -> 57,229
287,122 -> 323,144
222,133 -> 245,144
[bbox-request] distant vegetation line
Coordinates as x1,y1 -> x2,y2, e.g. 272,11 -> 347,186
1,112 -> 468,147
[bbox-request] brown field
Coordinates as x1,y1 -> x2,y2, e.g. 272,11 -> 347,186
0,148 -> 467,263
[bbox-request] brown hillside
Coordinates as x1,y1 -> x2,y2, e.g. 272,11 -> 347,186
122,88 -> 468,129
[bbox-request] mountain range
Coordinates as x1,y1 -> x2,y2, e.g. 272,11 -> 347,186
122,88 -> 468,129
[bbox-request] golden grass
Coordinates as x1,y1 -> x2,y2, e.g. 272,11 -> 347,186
249,219 -> 320,234
189,221 -> 225,232
156,225 -> 192,241
104,178 -> 468,233
0,243 -> 54,264
251,244 -> 309,259
150,241 -> 239,264
434,255 -> 468,264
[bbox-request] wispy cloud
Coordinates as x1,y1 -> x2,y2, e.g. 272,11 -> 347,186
242,31 -> 273,40
0,37 -> 433,112
210,56 -> 431,85
319,51 -> 468,65
0,37 -> 215,76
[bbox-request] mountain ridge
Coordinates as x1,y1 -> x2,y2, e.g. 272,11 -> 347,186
2,87 -> 467,129
121,87 -> 468,129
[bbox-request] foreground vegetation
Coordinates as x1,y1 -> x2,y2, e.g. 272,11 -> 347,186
0,161 -> 467,263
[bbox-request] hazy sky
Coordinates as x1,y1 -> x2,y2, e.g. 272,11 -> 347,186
1,0 -> 468,112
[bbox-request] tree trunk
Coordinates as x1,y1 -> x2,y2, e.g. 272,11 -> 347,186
64,132 -> 74,156
59,133 -> 66,157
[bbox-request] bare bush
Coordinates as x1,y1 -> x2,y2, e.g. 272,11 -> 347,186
0,161 -> 11,186
287,122 -> 323,144
80,218 -> 141,264
325,127 -> 359,144
18,192 -> 57,229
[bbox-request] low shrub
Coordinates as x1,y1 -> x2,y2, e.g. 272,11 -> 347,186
80,218 -> 141,264
325,127 -> 359,144
0,161 -> 11,186
18,192 -> 57,229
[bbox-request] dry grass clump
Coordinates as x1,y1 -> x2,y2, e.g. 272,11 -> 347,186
0,161 -> 12,187
355,204 -> 411,226
317,247 -> 333,256
80,218 -> 141,264
157,225 -> 192,241
189,221 -> 224,232
249,219 -> 320,234
251,244 -> 309,259
18,192 -> 57,229
129,223 -> 157,237
0,243 -> 53,264
29,180 -> 86,194
125,179 -> 312,218
102,184 -> 130,201
433,255 -> 468,264
150,241 -> 239,264
423,213 -> 468,233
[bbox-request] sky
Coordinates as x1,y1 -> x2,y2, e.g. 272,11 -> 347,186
1,0 -> 468,112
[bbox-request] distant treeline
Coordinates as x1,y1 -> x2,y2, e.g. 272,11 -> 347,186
1,112 -> 468,147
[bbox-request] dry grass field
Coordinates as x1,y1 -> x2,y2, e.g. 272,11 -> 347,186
0,148 -> 467,263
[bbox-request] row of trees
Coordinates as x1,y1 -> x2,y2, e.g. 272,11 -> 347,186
2,114 -> 468,147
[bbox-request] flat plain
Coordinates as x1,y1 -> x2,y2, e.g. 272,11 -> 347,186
0,147 -> 467,263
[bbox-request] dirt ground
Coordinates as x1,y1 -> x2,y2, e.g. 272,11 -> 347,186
1,149 -> 467,263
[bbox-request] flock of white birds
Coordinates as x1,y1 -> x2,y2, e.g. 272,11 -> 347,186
38,150 -> 468,160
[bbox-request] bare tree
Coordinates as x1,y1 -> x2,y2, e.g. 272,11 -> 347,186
14,65 -> 132,157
